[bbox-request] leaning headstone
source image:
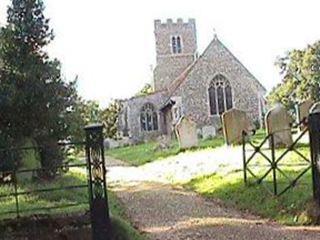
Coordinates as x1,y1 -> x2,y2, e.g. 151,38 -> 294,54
222,109 -> 250,145
154,135 -> 172,151
202,125 -> 216,139
310,102 -> 320,114
297,100 -> 313,126
266,104 -> 293,148
175,116 -> 199,149
118,137 -> 132,147
104,138 -> 120,149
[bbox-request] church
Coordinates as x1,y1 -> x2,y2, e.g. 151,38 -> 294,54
118,18 -> 266,141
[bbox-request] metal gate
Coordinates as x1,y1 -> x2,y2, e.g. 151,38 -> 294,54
85,124 -> 111,240
0,124 -> 111,240
242,119 -> 312,196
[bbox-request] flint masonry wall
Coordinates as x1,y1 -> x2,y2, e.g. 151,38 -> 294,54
153,18 -> 197,91
172,37 -> 266,130
120,91 -> 168,141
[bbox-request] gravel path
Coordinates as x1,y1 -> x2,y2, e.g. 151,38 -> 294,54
106,147 -> 320,240
107,146 -> 243,184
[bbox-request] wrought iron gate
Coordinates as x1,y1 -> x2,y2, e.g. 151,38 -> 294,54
242,120 -> 311,196
85,124 -> 111,240
0,123 -> 111,239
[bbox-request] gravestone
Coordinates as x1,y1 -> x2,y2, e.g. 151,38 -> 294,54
154,135 -> 172,151
175,116 -> 199,149
201,125 -> 216,139
118,137 -> 132,147
222,109 -> 250,145
265,104 -> 293,148
310,102 -> 320,114
297,100 -> 313,126
104,138 -> 120,149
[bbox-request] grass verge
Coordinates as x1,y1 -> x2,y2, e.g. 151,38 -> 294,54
106,136 -> 225,166
0,169 -> 145,239
185,145 -> 316,225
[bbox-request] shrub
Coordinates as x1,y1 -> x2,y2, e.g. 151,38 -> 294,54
37,138 -> 64,180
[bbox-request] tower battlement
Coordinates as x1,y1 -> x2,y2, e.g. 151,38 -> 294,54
154,18 -> 196,29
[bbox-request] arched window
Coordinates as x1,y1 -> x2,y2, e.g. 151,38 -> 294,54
172,36 -> 177,54
208,75 -> 233,115
171,36 -> 182,54
140,103 -> 158,132
176,36 -> 182,53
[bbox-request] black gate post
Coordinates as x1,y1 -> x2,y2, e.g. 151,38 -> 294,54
308,112 -> 320,206
242,131 -> 247,185
270,134 -> 277,196
84,124 -> 111,240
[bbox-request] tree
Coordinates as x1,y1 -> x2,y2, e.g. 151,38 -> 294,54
67,97 -> 102,142
268,41 -> 320,110
135,83 -> 153,97
101,100 -> 122,139
0,0 -> 78,174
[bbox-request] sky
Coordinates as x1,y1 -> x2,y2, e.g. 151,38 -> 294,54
0,0 -> 320,107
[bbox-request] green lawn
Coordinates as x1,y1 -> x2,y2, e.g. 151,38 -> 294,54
185,146 -> 316,226
250,128 -> 267,144
0,169 -> 145,240
106,136 -> 225,166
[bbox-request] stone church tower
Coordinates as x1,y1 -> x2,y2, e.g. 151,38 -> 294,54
153,18 -> 198,91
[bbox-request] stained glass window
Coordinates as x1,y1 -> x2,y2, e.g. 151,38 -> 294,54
141,103 -> 158,131
208,75 -> 233,115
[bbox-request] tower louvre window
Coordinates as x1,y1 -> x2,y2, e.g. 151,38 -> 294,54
176,36 -> 182,53
172,36 -> 177,54
171,36 -> 182,54
208,74 -> 233,116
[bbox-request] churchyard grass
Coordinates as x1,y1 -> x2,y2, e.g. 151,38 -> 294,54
184,146 -> 315,226
251,128 -> 267,143
106,136 -> 225,166
0,169 -> 145,239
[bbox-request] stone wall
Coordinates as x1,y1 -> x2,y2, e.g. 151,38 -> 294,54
153,18 -> 197,91
172,37 -> 266,129
154,54 -> 195,91
119,91 -> 168,141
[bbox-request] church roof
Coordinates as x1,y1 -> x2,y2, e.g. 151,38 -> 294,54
122,88 -> 167,102
166,60 -> 198,96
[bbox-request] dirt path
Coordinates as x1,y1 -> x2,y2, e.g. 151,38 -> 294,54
106,155 -> 320,240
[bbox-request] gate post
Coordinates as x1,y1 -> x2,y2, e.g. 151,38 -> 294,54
84,124 -> 111,240
242,131 -> 247,185
308,112 -> 320,206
